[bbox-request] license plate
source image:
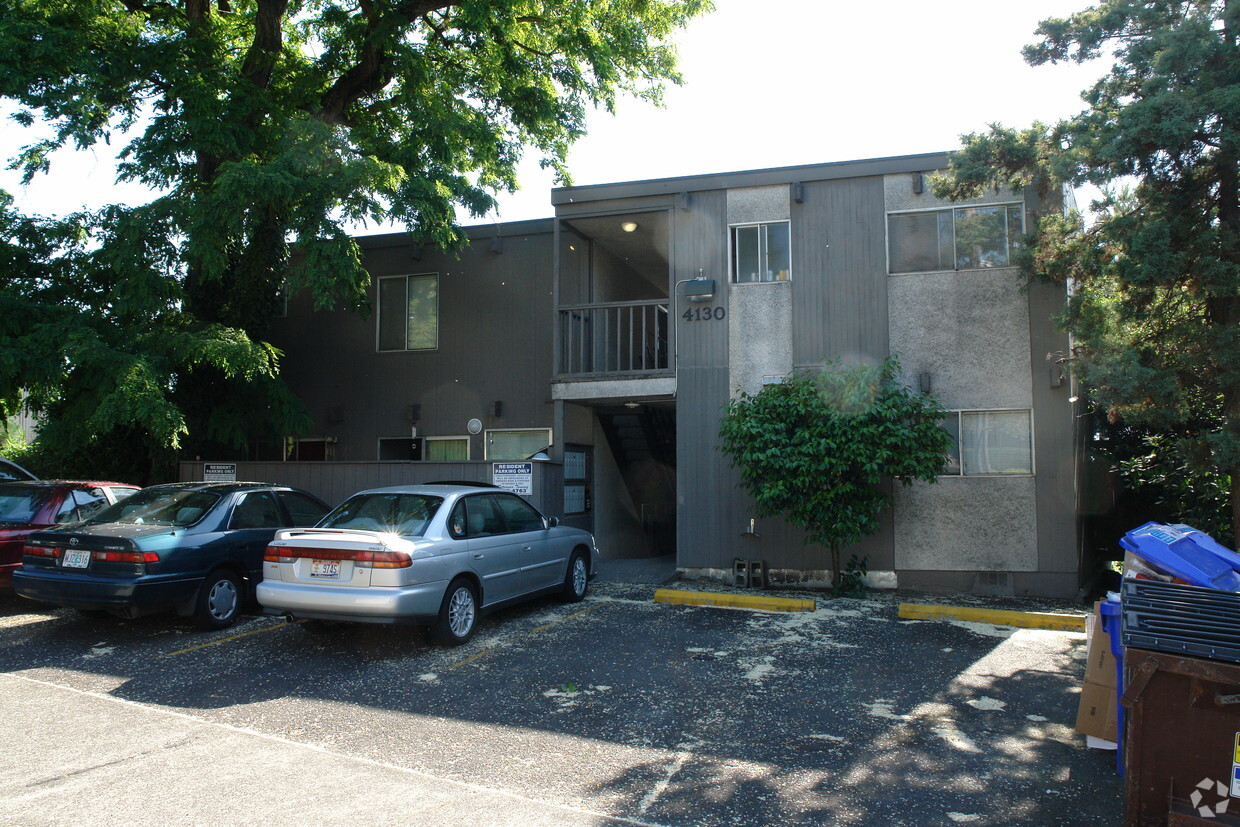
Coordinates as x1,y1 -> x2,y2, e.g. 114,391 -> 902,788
62,549 -> 91,569
309,559 -> 341,578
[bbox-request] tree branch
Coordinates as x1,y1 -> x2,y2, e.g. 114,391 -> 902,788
316,0 -> 458,125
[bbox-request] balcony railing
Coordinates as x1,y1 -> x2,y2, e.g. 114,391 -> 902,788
558,300 -> 670,378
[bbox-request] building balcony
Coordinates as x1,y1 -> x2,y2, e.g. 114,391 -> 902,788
556,300 -> 672,380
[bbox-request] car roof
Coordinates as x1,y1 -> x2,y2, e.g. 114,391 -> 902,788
0,480 -> 138,489
352,484 -> 506,497
145,481 -> 293,494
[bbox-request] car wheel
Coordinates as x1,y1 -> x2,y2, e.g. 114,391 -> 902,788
193,570 -> 243,630
431,578 -> 478,646
560,550 -> 589,603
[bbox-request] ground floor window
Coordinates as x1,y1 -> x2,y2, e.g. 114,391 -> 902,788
426,436 -> 470,461
285,437 -> 336,461
486,428 -> 552,461
941,410 -> 1032,476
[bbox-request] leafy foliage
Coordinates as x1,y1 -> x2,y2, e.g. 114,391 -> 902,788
718,357 -> 950,589
933,0 -> 1240,546
0,0 -> 708,481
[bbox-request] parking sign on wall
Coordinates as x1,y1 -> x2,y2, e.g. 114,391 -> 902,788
492,462 -> 533,495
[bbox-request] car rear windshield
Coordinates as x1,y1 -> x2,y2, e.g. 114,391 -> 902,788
88,488 -> 221,527
320,493 -> 444,537
0,485 -> 53,523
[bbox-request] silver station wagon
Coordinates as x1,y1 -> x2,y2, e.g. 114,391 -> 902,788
257,483 -> 599,645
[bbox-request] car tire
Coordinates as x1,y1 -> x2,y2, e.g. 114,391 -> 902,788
431,578 -> 478,646
560,550 -> 589,603
193,569 -> 243,630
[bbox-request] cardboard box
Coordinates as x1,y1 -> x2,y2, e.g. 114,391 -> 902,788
1075,677 -> 1119,742
1075,601 -> 1120,743
1083,601 -> 1118,686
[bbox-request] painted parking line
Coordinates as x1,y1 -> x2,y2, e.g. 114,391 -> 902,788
445,603 -> 604,672
652,588 -> 816,613
897,602 -> 1086,632
163,618 -> 293,657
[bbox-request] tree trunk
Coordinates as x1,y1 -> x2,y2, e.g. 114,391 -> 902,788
830,542 -> 841,591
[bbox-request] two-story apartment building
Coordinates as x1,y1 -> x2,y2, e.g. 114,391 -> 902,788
262,152 -> 1080,598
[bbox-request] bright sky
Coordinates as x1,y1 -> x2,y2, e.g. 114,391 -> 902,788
0,0 -> 1106,228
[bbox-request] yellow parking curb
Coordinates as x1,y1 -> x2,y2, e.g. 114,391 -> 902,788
653,588 -> 816,613
897,603 -> 1086,632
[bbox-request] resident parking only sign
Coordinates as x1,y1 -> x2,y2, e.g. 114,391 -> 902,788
492,462 -> 533,495
203,463 -> 237,482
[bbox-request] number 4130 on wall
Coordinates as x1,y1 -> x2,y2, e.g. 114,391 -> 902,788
682,306 -> 726,322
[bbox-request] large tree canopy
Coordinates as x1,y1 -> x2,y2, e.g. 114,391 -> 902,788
0,0 -> 707,480
935,0 -> 1240,545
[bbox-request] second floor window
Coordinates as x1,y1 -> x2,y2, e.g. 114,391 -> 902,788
378,273 -> 438,351
732,222 -> 791,283
888,204 -> 1024,274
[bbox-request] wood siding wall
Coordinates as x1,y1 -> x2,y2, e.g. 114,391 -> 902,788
266,227 -> 556,465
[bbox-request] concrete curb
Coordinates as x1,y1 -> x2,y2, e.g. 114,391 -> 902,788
897,602 -> 1086,632
653,588 -> 817,613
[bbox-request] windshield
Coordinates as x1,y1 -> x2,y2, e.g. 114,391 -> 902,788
88,488 -> 221,527
0,485 -> 53,524
319,493 -> 443,537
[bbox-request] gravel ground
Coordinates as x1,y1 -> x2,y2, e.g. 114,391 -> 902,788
0,579 -> 1122,826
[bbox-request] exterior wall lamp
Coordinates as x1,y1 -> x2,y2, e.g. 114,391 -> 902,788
684,276 -> 715,302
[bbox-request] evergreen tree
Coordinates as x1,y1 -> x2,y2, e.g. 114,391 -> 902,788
935,0 -> 1240,545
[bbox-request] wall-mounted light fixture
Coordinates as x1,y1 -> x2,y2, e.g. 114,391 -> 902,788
620,221 -> 638,233
912,173 -> 925,194
1050,365 -> 1066,388
792,182 -> 804,204
918,372 -> 933,394
684,276 -> 715,302
467,418 -> 483,435
489,234 -> 503,254
409,243 -> 423,261
489,400 -> 503,418
676,192 -> 692,211
405,404 -> 421,422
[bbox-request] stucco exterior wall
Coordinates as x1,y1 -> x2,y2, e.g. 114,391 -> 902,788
728,281 -> 793,397
894,477 -> 1039,572
887,269 -> 1033,410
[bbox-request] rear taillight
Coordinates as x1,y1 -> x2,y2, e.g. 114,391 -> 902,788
24,545 -> 61,558
264,545 -> 412,569
92,551 -> 158,563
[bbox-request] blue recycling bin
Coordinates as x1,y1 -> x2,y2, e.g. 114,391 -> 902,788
1118,522 -> 1240,591
1099,599 -> 1124,775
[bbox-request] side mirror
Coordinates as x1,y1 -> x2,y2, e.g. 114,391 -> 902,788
546,516 -> 559,528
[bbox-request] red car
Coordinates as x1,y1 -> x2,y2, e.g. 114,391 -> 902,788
0,481 -> 141,589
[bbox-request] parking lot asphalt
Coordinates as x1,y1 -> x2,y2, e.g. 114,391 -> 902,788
0,580 -> 1123,826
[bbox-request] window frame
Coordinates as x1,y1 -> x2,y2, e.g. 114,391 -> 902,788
484,428 -> 553,461
940,408 -> 1035,477
729,220 -> 792,284
886,203 -> 1025,275
376,272 -> 440,352
426,435 -> 471,462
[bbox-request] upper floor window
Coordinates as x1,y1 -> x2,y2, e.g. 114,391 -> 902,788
941,409 -> 1033,476
888,205 -> 1024,274
732,222 -> 791,283
378,273 -> 438,351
